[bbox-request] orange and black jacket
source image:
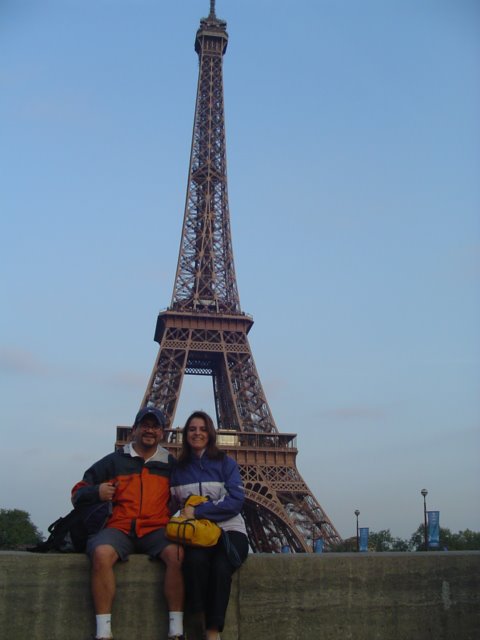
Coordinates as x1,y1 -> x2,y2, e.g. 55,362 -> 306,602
71,444 -> 175,538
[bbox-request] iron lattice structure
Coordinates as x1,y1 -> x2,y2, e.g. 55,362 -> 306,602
118,1 -> 341,552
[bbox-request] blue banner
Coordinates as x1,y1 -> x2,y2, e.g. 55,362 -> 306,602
314,538 -> 324,554
427,511 -> 440,548
359,527 -> 369,552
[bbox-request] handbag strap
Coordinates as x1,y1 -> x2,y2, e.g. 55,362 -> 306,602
221,530 -> 242,567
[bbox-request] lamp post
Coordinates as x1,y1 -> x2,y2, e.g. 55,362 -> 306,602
421,488 -> 428,551
354,509 -> 360,552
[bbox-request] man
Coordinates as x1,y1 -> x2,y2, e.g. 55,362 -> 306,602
72,407 -> 185,640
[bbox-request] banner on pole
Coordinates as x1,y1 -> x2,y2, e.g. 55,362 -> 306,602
359,527 -> 369,552
314,538 -> 324,553
427,511 -> 440,548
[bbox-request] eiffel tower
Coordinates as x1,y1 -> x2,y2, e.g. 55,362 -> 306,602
117,0 -> 341,552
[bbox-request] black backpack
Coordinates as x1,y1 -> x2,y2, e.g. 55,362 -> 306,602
28,502 -> 111,553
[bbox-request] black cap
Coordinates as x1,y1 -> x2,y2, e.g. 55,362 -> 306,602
134,407 -> 166,428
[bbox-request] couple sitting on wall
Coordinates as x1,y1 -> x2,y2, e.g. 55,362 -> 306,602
72,408 -> 248,640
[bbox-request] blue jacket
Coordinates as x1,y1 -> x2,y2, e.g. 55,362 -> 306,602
170,453 -> 247,534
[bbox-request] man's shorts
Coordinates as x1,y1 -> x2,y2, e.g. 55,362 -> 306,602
86,527 -> 173,561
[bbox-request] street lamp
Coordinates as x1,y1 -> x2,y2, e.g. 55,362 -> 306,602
421,488 -> 428,551
354,509 -> 360,552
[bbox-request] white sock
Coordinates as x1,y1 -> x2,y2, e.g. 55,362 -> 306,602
168,611 -> 184,636
96,613 -> 113,639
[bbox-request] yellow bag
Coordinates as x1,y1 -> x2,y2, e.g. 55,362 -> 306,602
166,495 -> 221,547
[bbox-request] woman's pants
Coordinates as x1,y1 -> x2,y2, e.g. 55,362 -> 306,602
183,531 -> 249,631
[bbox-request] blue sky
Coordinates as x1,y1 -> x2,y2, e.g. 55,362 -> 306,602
1,0 -> 479,542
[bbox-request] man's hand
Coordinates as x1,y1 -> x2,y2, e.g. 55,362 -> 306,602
99,482 -> 117,501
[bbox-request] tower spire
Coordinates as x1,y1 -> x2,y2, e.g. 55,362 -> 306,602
209,0 -> 216,19
171,3 -> 232,313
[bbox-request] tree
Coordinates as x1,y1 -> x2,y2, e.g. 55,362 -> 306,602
391,537 -> 409,552
409,524 -> 425,551
453,529 -> 480,550
329,531 -> 409,552
329,526 -> 480,553
0,509 -> 43,549
367,529 -> 409,552
409,524 -> 480,551
329,536 -> 357,552
410,523 -> 449,551
368,529 -> 394,552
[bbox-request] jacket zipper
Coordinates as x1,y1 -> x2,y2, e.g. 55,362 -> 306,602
131,460 -> 144,536
198,456 -> 204,496
138,463 -> 144,533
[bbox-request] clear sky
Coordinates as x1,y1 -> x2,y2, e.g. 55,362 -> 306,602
1,0 -> 479,543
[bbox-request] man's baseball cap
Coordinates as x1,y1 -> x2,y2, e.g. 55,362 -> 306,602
134,407 -> 166,428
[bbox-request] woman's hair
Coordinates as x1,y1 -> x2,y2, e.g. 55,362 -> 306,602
178,410 -> 224,464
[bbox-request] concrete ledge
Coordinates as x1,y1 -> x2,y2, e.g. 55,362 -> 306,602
1,551 -> 479,639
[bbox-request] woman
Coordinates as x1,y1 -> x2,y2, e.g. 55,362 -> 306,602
170,411 -> 249,640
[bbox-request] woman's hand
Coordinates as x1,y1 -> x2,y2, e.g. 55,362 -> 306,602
181,504 -> 195,519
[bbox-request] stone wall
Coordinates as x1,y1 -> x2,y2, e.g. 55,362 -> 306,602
1,551 -> 479,639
